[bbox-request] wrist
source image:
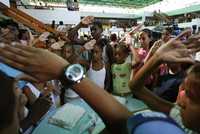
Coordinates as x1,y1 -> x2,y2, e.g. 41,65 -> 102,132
57,61 -> 70,80
154,52 -> 164,65
59,64 -> 85,88
78,22 -> 84,28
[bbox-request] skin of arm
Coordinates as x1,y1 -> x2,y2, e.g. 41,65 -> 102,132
129,54 -> 174,114
71,78 -> 132,133
23,86 -> 38,105
144,40 -> 162,63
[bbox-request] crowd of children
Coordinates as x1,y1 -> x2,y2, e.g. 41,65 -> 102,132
0,15 -> 200,134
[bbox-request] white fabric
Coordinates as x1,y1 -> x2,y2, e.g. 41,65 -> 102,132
170,105 -> 198,134
195,52 -> 200,61
48,103 -> 85,129
65,88 -> 79,98
87,65 -> 106,89
56,25 -> 67,32
113,95 -> 126,105
24,107 -> 29,118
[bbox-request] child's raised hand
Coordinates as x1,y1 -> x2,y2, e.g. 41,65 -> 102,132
81,16 -> 94,26
129,23 -> 143,35
39,32 -> 50,42
155,29 -> 194,64
84,39 -> 96,50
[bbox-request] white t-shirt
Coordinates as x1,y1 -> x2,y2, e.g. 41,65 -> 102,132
169,105 -> 198,134
87,65 -> 106,89
195,52 -> 200,61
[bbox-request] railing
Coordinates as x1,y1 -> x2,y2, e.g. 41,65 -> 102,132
0,2 -> 56,34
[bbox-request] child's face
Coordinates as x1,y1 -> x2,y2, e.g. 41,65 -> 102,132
92,45 -> 102,61
139,32 -> 150,49
161,30 -> 171,42
179,75 -> 200,131
114,48 -> 127,64
63,47 -> 73,59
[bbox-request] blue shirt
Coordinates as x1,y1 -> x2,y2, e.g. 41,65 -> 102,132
0,63 -> 26,89
127,111 -> 184,134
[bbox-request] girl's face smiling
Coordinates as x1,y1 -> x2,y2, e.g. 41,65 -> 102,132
139,32 -> 151,49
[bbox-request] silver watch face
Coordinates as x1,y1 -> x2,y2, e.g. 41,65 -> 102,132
65,64 -> 84,82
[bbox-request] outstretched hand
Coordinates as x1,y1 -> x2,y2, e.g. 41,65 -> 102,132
129,23 -> 143,35
185,33 -> 200,53
38,32 -> 50,42
0,43 -> 69,82
84,39 -> 96,50
155,29 -> 195,64
119,23 -> 143,43
81,16 -> 94,26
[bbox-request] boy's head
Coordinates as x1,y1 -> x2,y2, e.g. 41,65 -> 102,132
110,33 -> 117,42
179,63 -> 200,132
0,71 -> 18,133
92,45 -> 103,61
90,21 -> 103,39
161,27 -> 172,43
114,43 -> 129,64
62,44 -> 74,60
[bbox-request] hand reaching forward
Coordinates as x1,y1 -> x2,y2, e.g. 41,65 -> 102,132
119,23 -> 143,43
81,16 -> 94,26
185,33 -> 200,53
129,23 -> 143,35
0,43 -> 69,82
155,29 -> 195,64
84,39 -> 96,50
38,32 -> 50,42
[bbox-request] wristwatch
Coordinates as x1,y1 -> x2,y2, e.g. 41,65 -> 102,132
60,64 -> 85,87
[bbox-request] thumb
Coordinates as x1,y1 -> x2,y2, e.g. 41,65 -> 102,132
16,73 -> 39,83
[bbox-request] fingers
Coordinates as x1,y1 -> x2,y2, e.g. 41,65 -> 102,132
129,24 -> 143,34
16,73 -> 39,83
171,29 -> 192,42
15,43 -> 38,52
174,48 -> 195,63
0,46 -> 31,65
0,43 -> 32,57
175,57 -> 195,64
190,47 -> 200,53
176,29 -> 192,39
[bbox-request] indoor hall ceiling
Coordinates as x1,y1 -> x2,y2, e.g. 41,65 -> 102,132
38,0 -> 162,8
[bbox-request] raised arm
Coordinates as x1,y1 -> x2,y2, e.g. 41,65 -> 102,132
119,24 -> 143,43
129,30 -> 195,114
68,16 -> 94,44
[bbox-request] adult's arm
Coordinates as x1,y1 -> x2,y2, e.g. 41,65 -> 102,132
0,43 -> 131,133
